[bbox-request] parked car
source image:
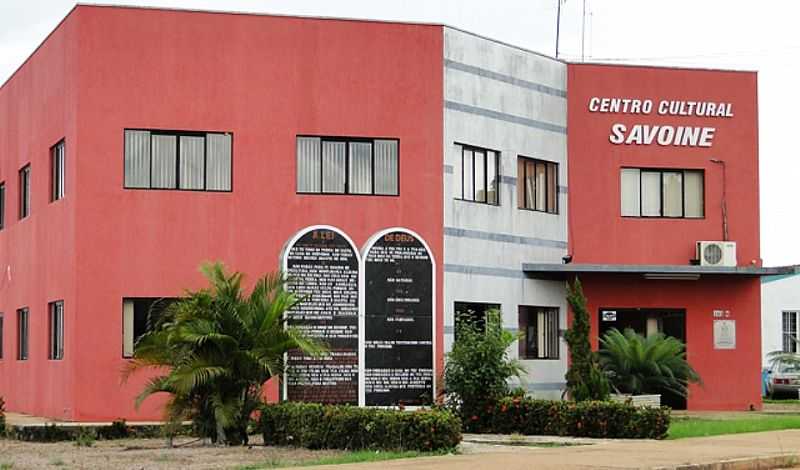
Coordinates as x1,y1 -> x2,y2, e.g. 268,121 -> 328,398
767,360 -> 800,398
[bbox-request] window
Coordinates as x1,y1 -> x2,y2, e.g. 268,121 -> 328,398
17,307 -> 29,360
518,306 -> 559,360
124,129 -> 232,191
0,182 -> 5,229
783,311 -> 799,353
19,165 -> 31,219
454,144 -> 499,204
51,140 -> 65,201
517,157 -> 558,213
454,301 -> 500,340
621,168 -> 704,218
122,297 -> 176,357
49,301 -> 64,360
296,136 -> 399,195
0,313 -> 4,359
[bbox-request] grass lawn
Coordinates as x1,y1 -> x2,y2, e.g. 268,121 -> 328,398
668,414 -> 800,439
239,450 -> 443,469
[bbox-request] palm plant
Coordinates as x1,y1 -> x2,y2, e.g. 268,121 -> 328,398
599,328 -> 701,398
123,262 -> 322,445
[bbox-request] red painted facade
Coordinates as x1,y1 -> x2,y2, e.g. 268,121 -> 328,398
567,64 -> 761,410
0,6 -> 443,421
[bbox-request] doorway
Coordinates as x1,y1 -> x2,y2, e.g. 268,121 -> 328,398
598,308 -> 687,409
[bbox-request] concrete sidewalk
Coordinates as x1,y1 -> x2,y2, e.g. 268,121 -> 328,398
318,430 -> 800,470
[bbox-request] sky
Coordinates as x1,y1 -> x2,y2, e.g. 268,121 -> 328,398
1,0 -> 799,266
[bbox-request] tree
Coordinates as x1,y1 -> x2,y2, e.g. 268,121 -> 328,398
599,328 -> 701,397
564,278 -> 610,401
444,309 -> 524,423
123,262 -> 322,445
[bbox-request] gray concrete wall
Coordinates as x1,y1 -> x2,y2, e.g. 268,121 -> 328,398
443,27 -> 568,398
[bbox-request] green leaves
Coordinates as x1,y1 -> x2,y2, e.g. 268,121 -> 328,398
444,309 -> 525,424
565,278 -> 610,401
599,328 -> 701,397
124,262 -> 324,445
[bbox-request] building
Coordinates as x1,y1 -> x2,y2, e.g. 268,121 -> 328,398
0,4 -> 773,420
761,268 -> 800,368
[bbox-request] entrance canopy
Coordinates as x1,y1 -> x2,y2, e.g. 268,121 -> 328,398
522,263 -> 792,281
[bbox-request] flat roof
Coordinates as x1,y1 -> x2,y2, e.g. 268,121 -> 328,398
3,3 -> 755,91
523,263 -> 792,280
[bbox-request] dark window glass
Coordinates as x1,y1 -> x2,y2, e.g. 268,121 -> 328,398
296,136 -> 399,196
124,130 -> 232,191
17,307 -> 29,360
783,311 -> 798,353
454,301 -> 500,341
0,313 -> 4,359
518,156 -> 558,214
456,145 -> 499,205
51,140 -> 65,201
0,182 -> 5,229
49,301 -> 64,360
19,165 -> 31,219
518,306 -> 559,360
122,297 -> 177,358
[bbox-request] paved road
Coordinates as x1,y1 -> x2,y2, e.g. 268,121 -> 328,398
318,430 -> 800,470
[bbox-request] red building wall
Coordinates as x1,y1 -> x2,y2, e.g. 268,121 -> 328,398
567,64 -> 761,410
1,6 -> 444,421
0,13 -> 79,420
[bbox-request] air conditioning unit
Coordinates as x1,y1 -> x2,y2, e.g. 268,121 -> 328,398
696,241 -> 737,267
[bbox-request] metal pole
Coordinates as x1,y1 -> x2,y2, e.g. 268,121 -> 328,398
556,0 -> 562,59
581,0 -> 587,61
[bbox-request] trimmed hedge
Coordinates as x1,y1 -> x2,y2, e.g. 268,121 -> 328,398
260,402 -> 462,451
7,420 -> 193,442
463,396 -> 670,439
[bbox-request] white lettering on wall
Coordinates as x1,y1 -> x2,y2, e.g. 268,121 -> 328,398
590,96 -> 733,147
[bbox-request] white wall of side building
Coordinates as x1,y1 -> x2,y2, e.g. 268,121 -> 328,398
761,272 -> 800,368
442,27 -> 569,399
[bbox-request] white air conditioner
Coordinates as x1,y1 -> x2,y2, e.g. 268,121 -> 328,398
696,241 -> 737,267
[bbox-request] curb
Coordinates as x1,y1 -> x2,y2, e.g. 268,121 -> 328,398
655,453 -> 800,470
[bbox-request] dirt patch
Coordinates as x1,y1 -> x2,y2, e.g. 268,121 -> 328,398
0,435 -> 342,470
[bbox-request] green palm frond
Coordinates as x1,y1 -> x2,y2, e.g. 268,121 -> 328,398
600,328 -> 701,397
124,261 -> 326,445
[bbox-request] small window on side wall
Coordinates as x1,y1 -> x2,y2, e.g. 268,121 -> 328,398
0,182 -> 5,230
517,156 -> 558,214
49,301 -> 64,360
518,306 -> 559,360
19,165 -> 31,219
122,297 -> 177,358
51,140 -> 65,201
17,307 -> 29,360
454,144 -> 499,205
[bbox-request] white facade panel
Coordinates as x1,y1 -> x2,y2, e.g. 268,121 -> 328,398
443,27 -> 568,398
762,273 -> 800,367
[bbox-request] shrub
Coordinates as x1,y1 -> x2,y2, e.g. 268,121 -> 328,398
468,396 -> 669,439
444,309 -> 524,422
565,278 -> 610,401
259,402 -> 461,451
600,328 -> 701,397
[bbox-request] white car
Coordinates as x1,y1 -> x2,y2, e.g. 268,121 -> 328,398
767,360 -> 800,398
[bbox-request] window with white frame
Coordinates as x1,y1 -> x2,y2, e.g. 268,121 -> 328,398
620,168 -> 704,218
454,144 -> 499,205
124,129 -> 232,191
122,297 -> 177,358
296,136 -> 399,195
17,307 -> 29,360
783,311 -> 799,353
518,306 -> 559,360
19,165 -> 31,219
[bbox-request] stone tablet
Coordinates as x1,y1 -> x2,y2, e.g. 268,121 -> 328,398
283,227 -> 359,404
364,230 -> 434,406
